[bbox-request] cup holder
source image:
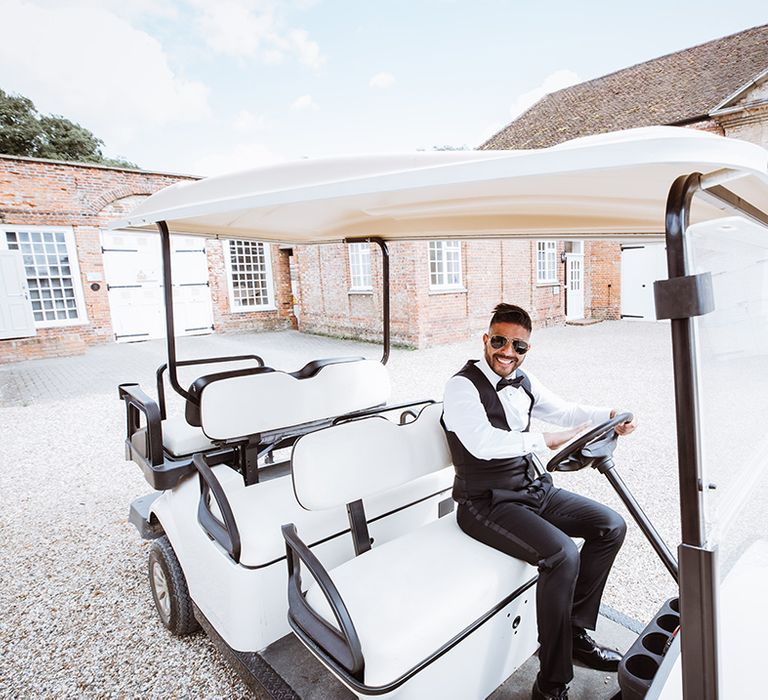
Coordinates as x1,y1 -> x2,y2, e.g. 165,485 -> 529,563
657,614 -> 679,633
641,632 -> 670,655
625,653 -> 660,681
668,598 -> 679,613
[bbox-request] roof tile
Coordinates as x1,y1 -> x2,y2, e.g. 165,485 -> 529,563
482,24 -> 768,150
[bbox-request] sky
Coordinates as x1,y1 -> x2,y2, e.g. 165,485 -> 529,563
1,0 -> 766,176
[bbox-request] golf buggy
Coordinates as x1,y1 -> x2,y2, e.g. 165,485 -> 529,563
116,126 -> 768,699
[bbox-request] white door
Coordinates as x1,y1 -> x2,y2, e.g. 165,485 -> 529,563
170,237 -> 215,335
101,231 -> 213,342
620,244 -> 667,320
565,253 -> 584,320
0,250 -> 37,339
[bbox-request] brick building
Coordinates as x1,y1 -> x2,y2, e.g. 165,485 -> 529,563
296,24 -> 768,346
295,239 -> 616,348
0,156 -> 294,363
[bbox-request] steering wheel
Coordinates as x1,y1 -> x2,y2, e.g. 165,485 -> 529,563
546,412 -> 633,473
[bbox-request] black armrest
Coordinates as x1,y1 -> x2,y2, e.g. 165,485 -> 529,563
289,356 -> 365,380
281,523 -> 364,680
119,382 -> 163,467
192,453 -> 242,563
332,398 -> 436,426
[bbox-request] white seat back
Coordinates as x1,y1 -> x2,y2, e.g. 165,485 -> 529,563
197,359 -> 390,441
291,402 -> 451,510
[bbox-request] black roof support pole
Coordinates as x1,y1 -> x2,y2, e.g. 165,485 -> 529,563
372,238 -> 390,365
663,173 -> 718,700
157,221 -> 195,403
343,237 -> 390,364
664,174 -> 706,546
662,174 -> 768,700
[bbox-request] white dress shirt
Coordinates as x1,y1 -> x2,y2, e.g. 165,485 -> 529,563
442,358 -> 611,460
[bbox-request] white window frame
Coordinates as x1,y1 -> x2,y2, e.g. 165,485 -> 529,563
348,242 -> 372,292
223,239 -> 276,312
428,240 -> 464,291
1,225 -> 88,328
536,240 -> 558,284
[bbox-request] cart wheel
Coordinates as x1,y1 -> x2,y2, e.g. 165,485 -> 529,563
148,536 -> 200,636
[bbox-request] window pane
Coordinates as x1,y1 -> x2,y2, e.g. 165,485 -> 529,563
536,241 -> 557,283
348,242 -> 372,289
6,229 -> 80,323
227,240 -> 272,308
429,240 -> 462,288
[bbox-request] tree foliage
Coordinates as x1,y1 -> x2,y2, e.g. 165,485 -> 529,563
0,88 -> 137,168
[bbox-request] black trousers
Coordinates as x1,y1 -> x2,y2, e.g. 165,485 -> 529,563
456,481 -> 626,686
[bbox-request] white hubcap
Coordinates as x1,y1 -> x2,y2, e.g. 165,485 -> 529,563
152,561 -> 171,622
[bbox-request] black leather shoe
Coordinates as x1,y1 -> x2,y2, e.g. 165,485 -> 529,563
531,676 -> 569,699
572,629 -> 623,671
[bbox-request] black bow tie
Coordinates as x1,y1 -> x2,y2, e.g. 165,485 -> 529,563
496,375 -> 524,391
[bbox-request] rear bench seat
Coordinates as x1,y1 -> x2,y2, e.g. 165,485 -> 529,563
283,403 -> 578,698
121,356 -> 391,489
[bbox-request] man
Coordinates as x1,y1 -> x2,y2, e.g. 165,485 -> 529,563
442,303 -> 635,700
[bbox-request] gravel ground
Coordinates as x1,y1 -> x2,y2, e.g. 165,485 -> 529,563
0,321 -> 682,699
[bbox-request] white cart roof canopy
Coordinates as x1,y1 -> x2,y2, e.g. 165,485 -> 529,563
113,127 -> 768,243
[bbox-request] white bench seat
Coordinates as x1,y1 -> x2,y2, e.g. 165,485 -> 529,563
162,416 -> 215,456
212,464 -> 454,568
285,403 -> 583,697
194,359 -> 391,441
305,514 -> 540,687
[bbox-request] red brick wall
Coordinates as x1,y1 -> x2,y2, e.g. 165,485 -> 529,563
206,240 -> 294,333
588,241 -> 622,320
295,238 -> 621,348
294,242 -> 420,346
0,156 -> 292,363
0,157 -> 192,362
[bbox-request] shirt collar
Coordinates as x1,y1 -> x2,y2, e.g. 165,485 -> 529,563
477,357 -> 520,388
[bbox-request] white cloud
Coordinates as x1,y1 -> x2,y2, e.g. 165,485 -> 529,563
0,1 -> 210,156
509,69 -> 581,118
193,0 -> 276,57
291,94 -> 319,111
369,72 -> 395,89
192,141 -> 285,176
190,0 -> 325,70
233,109 -> 267,132
286,28 -> 324,70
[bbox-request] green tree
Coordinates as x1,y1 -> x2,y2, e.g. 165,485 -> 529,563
0,88 -> 137,168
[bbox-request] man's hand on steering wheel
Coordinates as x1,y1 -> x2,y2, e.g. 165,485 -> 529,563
543,421 -> 592,450
546,411 -> 635,472
610,409 -> 636,436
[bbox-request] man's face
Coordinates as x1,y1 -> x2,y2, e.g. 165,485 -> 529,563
483,321 -> 532,378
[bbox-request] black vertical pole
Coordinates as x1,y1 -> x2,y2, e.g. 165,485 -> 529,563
371,238 -> 390,365
663,173 -> 719,700
157,221 -> 194,402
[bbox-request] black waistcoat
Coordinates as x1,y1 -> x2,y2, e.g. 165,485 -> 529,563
442,360 -> 537,502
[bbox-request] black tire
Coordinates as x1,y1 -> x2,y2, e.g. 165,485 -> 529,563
148,535 -> 200,636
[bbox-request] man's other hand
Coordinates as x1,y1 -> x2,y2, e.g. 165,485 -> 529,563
543,421 -> 592,450
610,409 -> 636,436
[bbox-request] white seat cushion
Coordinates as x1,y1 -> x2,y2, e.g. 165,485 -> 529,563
304,515 -> 543,687
291,403 -> 451,511
162,416 -> 216,457
200,359 -> 390,441
213,465 -> 454,568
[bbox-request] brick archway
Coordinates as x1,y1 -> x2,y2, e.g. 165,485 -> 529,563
88,183 -> 158,215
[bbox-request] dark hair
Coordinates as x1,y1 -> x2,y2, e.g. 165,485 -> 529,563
489,303 -> 532,332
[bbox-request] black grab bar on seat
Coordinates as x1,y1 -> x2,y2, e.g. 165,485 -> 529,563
282,523 -> 365,679
156,354 -> 264,419
193,452 -> 242,563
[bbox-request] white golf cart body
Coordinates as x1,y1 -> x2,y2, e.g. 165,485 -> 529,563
115,126 -> 768,699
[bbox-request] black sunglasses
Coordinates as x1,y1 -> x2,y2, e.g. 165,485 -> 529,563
489,335 -> 529,354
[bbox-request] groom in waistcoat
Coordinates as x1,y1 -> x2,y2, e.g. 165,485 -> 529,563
442,303 -> 635,700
